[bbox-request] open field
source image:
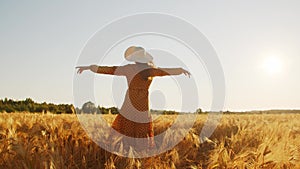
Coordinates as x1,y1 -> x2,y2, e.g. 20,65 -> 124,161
0,113 -> 300,168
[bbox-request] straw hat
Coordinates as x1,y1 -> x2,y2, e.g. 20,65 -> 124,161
124,46 -> 153,63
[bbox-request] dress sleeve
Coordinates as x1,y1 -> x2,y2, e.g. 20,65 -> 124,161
97,65 -> 129,76
148,67 -> 182,77
148,68 -> 169,77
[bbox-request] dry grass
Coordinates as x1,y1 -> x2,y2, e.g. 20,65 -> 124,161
0,113 -> 300,168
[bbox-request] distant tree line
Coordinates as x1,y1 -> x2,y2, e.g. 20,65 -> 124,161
77,101 -> 119,114
77,101 -> 192,115
0,98 -> 206,115
0,98 -> 124,114
2,98 -> 298,114
0,98 -> 74,114
0,98 -> 120,114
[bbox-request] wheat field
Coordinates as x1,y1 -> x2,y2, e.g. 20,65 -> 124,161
0,113 -> 300,169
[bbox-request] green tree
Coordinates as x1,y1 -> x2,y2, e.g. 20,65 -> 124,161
82,101 -> 97,114
196,108 -> 203,114
109,107 -> 119,114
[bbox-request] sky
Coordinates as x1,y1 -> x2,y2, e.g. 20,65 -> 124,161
1,1 -> 300,111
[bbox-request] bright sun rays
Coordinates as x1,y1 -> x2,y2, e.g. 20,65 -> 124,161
262,56 -> 284,75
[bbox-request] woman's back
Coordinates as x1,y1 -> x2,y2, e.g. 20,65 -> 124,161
119,64 -> 154,113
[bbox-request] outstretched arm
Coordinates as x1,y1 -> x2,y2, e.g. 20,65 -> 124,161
76,65 -> 121,75
150,67 -> 191,77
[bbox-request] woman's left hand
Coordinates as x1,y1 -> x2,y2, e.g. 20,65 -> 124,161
181,68 -> 191,78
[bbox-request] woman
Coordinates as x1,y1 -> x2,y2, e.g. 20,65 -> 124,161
76,46 -> 190,150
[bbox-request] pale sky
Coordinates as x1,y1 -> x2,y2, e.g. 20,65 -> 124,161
1,1 -> 300,111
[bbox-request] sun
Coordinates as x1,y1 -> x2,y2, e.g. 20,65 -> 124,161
263,57 -> 283,75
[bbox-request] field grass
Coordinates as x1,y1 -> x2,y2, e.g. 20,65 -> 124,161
0,113 -> 300,168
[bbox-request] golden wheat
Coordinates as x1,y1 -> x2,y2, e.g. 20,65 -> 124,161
0,113 -> 299,168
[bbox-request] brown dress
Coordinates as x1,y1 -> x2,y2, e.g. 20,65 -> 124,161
97,64 -> 170,149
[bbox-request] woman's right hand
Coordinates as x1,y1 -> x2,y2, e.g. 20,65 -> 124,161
76,66 -> 90,74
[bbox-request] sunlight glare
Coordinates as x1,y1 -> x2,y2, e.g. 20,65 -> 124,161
263,57 -> 283,75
